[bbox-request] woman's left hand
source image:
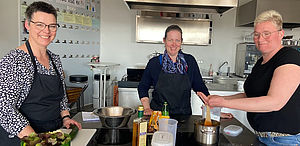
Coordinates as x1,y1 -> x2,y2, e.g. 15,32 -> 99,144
63,118 -> 82,130
221,112 -> 233,119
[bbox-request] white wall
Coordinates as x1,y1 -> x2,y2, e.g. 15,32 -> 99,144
100,0 -> 300,80
99,0 -> 247,79
0,0 -> 19,58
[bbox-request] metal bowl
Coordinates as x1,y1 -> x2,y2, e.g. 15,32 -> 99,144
93,106 -> 136,128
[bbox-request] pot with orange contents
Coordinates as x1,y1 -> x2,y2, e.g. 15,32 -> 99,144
194,119 -> 220,145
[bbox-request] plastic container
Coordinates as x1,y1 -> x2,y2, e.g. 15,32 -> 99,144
237,80 -> 245,92
202,106 -> 221,122
151,131 -> 173,146
158,118 -> 178,146
223,125 -> 243,136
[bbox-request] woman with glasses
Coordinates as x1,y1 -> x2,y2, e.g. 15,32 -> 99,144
0,1 -> 81,145
199,10 -> 300,145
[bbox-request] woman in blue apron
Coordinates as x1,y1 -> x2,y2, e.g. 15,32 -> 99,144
138,25 -> 210,116
0,2 -> 81,145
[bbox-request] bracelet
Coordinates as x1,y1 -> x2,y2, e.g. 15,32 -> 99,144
62,115 -> 71,121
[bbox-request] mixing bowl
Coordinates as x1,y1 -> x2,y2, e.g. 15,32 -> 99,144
93,106 -> 136,128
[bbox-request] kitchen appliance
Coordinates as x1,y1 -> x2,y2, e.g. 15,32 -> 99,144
96,128 -> 131,145
194,119 -> 220,145
124,0 -> 238,14
236,0 -> 300,28
93,106 -> 136,145
127,68 -> 145,82
235,43 -> 261,77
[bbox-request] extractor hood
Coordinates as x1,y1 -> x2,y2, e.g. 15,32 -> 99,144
236,0 -> 300,28
124,0 -> 238,14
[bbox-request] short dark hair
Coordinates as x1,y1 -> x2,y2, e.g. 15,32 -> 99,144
25,1 -> 57,22
164,25 -> 183,41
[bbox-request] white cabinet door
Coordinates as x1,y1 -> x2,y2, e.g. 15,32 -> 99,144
118,88 -> 153,109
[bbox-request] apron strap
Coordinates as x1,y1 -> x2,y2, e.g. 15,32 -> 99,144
25,41 -> 60,77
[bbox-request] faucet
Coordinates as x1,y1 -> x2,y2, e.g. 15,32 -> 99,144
217,61 -> 228,76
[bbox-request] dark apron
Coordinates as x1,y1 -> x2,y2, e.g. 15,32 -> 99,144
151,71 -> 192,115
0,41 -> 64,146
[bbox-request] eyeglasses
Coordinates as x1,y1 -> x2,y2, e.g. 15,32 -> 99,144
252,30 -> 281,39
30,21 -> 60,32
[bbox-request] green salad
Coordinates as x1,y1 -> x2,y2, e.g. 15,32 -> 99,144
21,130 -> 71,146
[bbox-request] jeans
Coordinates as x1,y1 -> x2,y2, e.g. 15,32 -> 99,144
258,133 -> 300,146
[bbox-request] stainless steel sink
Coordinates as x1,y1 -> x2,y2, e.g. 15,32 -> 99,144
202,75 -> 245,91
213,76 -> 238,84
206,82 -> 237,91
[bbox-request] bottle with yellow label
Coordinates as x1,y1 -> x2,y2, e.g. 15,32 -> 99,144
132,105 -> 147,146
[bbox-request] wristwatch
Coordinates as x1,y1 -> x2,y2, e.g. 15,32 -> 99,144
62,115 -> 71,121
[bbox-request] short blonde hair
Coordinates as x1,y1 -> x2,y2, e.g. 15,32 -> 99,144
254,10 -> 283,30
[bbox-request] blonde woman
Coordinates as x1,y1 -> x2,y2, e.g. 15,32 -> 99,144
199,10 -> 300,145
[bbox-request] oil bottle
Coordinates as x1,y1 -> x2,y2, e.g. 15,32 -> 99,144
132,105 -> 147,146
161,102 -> 170,119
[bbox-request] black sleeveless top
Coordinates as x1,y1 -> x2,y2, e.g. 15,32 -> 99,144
244,47 -> 300,135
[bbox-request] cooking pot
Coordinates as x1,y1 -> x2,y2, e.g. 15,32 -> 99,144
194,119 -> 220,145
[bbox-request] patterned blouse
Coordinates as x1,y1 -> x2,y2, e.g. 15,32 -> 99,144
0,49 -> 69,137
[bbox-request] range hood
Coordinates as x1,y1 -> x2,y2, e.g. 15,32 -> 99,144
236,0 -> 300,28
124,0 -> 238,14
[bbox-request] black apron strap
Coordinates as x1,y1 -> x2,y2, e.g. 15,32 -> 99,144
25,41 -> 60,76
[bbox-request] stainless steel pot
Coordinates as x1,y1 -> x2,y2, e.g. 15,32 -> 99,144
194,119 -> 220,145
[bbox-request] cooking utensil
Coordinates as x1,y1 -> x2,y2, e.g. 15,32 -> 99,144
93,106 -> 136,128
194,119 -> 220,145
204,105 -> 212,126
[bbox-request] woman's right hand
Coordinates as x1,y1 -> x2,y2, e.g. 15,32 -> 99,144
144,108 -> 153,115
140,97 -> 152,115
18,125 -> 35,138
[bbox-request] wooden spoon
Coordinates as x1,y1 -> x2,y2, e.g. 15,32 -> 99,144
204,105 -> 213,126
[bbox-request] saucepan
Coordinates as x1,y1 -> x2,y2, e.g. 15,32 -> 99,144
194,119 -> 220,145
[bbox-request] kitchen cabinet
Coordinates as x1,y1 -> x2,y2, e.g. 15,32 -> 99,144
118,87 -> 153,109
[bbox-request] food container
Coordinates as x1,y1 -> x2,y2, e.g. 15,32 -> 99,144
158,118 -> 178,146
202,106 -> 221,122
194,119 -> 220,145
223,125 -> 243,137
93,106 -> 136,128
151,131 -> 173,146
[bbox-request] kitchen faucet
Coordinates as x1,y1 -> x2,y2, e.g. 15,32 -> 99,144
217,61 -> 228,76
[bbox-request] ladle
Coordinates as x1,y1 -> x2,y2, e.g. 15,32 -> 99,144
204,105 -> 212,126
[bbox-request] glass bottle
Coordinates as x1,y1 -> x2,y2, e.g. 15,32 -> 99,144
162,102 -> 169,117
132,105 -> 147,146
209,64 -> 213,76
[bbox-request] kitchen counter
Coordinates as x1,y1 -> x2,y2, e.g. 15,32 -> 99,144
73,112 -> 263,146
118,80 -> 242,92
61,128 -> 97,146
